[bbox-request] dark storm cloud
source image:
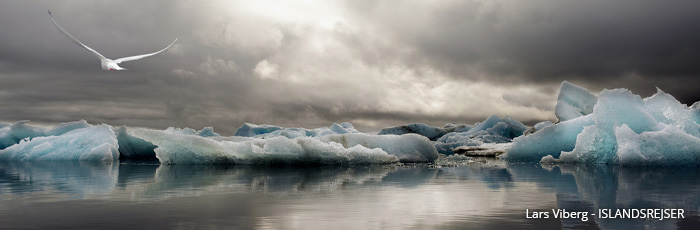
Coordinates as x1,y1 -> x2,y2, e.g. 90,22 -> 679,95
1,0 -> 699,134
344,0 -> 700,103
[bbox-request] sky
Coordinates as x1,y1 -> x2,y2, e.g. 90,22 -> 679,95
1,0 -> 699,135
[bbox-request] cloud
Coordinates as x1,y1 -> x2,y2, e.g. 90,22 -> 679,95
1,0 -> 699,134
172,69 -> 195,78
253,59 -> 279,80
200,56 -> 239,76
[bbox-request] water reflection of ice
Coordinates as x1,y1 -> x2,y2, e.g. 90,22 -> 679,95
534,164 -> 700,229
1,161 -> 699,229
0,162 -> 118,199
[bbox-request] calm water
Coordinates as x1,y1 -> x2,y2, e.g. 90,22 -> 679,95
1,159 -> 699,230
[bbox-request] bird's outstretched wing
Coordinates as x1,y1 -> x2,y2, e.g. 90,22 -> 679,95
48,10 -> 107,61
114,39 -> 177,64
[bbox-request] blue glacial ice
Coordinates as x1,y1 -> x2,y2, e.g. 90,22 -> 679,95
555,81 -> 598,122
378,123 -> 450,141
505,83 -> 700,166
320,133 -> 438,162
233,123 -> 282,137
692,101 -> 700,125
0,120 -> 91,150
505,115 -> 594,162
0,120 -> 436,164
234,122 -> 359,138
0,124 -> 119,162
434,115 -> 527,155
377,123 -> 472,141
128,128 -> 434,165
163,126 -> 221,137
534,121 -> 554,131
113,125 -> 157,159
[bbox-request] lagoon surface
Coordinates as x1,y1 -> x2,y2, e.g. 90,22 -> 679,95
1,159 -> 699,230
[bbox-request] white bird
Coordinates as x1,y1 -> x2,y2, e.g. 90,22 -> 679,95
48,10 -> 177,71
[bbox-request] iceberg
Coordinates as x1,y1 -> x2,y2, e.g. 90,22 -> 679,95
443,123 -> 472,133
507,84 -> 700,166
0,121 -> 46,150
197,127 -> 219,137
434,115 -> 527,155
0,120 -> 434,165
128,128 -> 403,165
613,124 -> 700,166
0,120 -> 91,150
234,122 -> 359,138
504,115 -> 594,162
0,124 -> 119,162
113,126 -> 157,160
233,123 -> 282,137
378,123 -> 472,141
377,123 -> 449,141
320,133 -> 438,162
554,81 -> 598,122
534,121 -> 554,131
522,120 -> 555,136
164,126 -> 221,137
691,102 -> 700,125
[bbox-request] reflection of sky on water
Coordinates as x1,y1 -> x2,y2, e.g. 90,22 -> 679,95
1,161 -> 699,229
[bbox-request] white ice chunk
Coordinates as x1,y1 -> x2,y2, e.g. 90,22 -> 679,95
0,120 -> 91,150
45,120 -> 91,136
514,82 -> 700,165
444,123 -> 472,133
128,129 -> 428,164
554,81 -> 598,122
503,114 -> 593,162
0,125 -> 119,162
163,126 -> 221,137
197,127 -> 219,137
534,121 -> 554,131
0,121 -> 44,149
551,89 -> 662,164
614,124 -> 700,166
644,88 -> 700,137
542,124 -> 700,166
320,133 -> 438,162
377,123 -> 449,141
233,123 -> 282,137
435,115 -> 527,155
235,122 -> 360,139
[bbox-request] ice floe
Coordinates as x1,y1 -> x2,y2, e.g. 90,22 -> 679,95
0,120 -> 91,150
555,81 -> 598,122
377,123 -> 472,141
234,122 -> 359,138
434,115 -> 527,155
128,128 -> 419,165
506,85 -> 700,166
0,124 -> 119,162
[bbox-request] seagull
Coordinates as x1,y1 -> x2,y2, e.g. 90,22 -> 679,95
48,10 -> 177,71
